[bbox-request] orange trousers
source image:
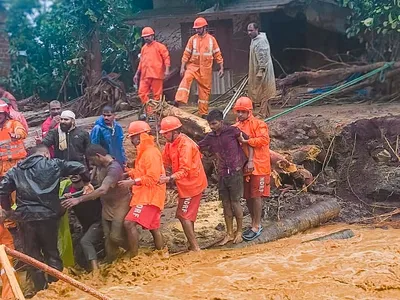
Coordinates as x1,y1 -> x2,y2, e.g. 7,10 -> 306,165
138,78 -> 163,104
0,224 -> 15,300
175,69 -> 212,116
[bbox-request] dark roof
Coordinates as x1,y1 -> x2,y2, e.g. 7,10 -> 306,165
129,6 -> 199,21
198,0 -> 296,16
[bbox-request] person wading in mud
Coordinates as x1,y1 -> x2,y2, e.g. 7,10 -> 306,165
159,116 -> 207,251
198,109 -> 254,245
234,97 -> 271,241
62,144 -> 131,262
62,174 -> 103,271
118,121 -> 166,257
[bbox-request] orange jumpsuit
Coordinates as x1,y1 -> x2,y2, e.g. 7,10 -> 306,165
0,119 -> 27,230
162,133 -> 207,198
0,223 -> 15,300
234,113 -> 271,198
137,41 -> 171,104
127,133 -> 166,210
176,33 -> 224,115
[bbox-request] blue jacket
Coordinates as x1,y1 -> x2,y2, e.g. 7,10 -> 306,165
90,116 -> 126,165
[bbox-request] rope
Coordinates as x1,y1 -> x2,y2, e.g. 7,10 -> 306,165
264,62 -> 395,123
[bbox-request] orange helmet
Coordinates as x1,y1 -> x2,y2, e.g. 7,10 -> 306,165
128,121 -> 151,136
159,116 -> 182,134
193,17 -> 208,29
234,97 -> 253,111
0,99 -> 9,114
141,27 -> 155,37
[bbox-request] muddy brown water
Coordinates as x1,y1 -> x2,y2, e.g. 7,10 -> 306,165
34,224 -> 400,300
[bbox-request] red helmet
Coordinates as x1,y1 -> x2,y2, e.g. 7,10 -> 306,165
159,116 -> 182,134
128,121 -> 151,136
141,27 -> 155,37
234,97 -> 253,111
193,17 -> 208,29
0,99 -> 10,114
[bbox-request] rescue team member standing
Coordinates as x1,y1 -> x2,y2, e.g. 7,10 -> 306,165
0,99 -> 27,179
1,97 -> 29,132
198,109 -> 253,245
90,105 -> 126,167
159,116 -> 207,251
40,110 -> 90,166
134,27 -> 170,110
118,121 -> 166,257
62,145 -> 131,262
175,17 -> 224,118
0,145 -> 91,293
234,97 -> 271,241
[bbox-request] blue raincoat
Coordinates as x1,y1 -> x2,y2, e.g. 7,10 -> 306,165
90,116 -> 126,165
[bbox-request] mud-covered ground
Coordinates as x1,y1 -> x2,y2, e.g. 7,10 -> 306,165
29,102 -> 400,299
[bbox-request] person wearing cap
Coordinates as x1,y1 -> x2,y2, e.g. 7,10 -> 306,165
1,97 -> 29,132
134,27 -> 170,111
174,17 -> 224,118
117,121 -> 166,257
0,87 -> 18,111
233,97 -> 271,241
40,110 -> 91,166
159,116 -> 207,251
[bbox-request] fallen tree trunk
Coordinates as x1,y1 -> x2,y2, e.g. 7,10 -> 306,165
303,229 -> 354,243
277,61 -> 400,88
228,198 -> 340,248
156,102 -> 211,141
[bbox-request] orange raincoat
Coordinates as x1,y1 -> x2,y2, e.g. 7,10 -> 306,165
137,41 -> 171,104
176,33 -> 223,115
0,119 -> 27,177
0,223 -> 15,300
128,133 -> 166,210
234,114 -> 271,175
162,133 -> 208,198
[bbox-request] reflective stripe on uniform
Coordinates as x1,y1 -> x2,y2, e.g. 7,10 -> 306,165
198,99 -> 208,104
178,87 -> 190,93
203,37 -> 214,56
192,38 -> 199,56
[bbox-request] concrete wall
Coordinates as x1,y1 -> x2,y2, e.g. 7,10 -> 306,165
0,11 -> 10,78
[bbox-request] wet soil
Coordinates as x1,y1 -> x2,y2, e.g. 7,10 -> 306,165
30,103 -> 400,299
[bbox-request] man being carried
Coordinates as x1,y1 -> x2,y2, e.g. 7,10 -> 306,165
40,110 -> 90,165
198,109 -> 253,245
0,145 -> 92,293
90,105 -> 126,167
118,121 -> 166,257
175,17 -> 224,118
62,145 -> 131,262
134,27 -> 170,117
247,23 -> 276,118
159,116 -> 207,251
234,97 -> 271,241
63,174 -> 103,271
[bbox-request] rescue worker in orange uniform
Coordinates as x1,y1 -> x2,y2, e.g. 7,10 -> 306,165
159,116 -> 207,251
134,27 -> 171,113
119,121 -> 166,257
233,97 -> 271,241
0,100 -> 27,178
175,17 -> 224,118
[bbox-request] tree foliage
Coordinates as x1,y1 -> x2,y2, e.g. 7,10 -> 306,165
339,0 -> 400,61
185,0 -> 235,10
5,0 -> 142,100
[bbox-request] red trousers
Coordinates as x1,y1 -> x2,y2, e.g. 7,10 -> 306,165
138,78 -> 163,104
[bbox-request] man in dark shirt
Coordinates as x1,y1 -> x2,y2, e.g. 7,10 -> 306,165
63,174 -> 103,271
40,110 -> 91,166
198,109 -> 253,245
62,144 -> 131,262
0,145 -> 91,293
